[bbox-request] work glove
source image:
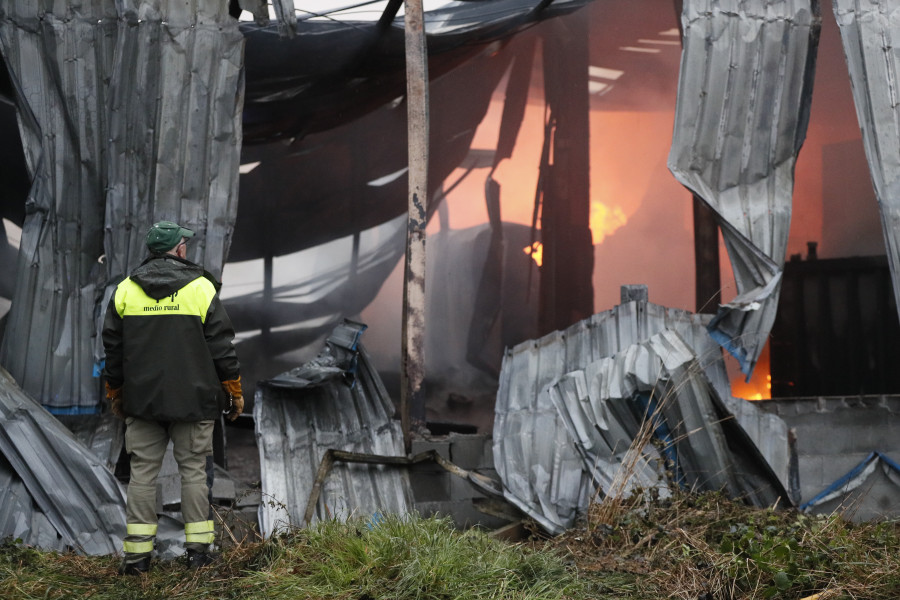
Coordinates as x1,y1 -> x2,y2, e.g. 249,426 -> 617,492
221,376 -> 243,421
105,381 -> 124,419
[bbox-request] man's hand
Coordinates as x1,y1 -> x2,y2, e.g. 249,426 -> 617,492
105,382 -> 124,419
221,377 -> 243,421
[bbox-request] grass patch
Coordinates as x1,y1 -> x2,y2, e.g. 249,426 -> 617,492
0,514 -> 584,600
1,501 -> 899,599
243,514 -> 583,599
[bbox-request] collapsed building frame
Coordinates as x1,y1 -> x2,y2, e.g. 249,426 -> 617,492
2,0 -> 900,553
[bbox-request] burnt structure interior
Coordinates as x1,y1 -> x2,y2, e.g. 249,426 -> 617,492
772,253 -> 900,397
0,0 -> 897,430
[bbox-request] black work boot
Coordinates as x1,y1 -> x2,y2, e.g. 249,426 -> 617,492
186,548 -> 219,569
118,556 -> 150,576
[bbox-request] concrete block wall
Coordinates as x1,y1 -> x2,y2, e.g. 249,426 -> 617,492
758,395 -> 900,521
410,432 -> 511,530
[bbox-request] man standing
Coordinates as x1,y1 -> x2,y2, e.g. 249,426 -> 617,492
102,221 -> 242,575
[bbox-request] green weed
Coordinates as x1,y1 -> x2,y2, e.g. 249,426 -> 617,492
244,513 -> 583,599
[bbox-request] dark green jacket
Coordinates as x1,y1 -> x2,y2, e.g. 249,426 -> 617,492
102,254 -> 240,421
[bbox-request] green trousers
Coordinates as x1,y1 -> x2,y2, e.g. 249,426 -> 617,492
122,417 -> 215,562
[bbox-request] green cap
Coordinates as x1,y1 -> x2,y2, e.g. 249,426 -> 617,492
145,221 -> 195,253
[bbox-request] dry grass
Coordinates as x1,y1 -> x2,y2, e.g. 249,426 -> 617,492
554,489 -> 900,599
1,495 -> 898,599
553,359 -> 900,600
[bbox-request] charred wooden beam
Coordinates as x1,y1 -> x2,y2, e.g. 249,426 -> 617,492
538,15 -> 594,335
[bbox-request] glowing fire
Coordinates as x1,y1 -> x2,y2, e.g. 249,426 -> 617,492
524,242 -> 543,266
589,201 -> 628,245
732,373 -> 772,401
520,201 -> 625,268
729,342 -> 772,401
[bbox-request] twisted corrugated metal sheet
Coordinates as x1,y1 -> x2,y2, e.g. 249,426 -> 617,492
493,300 -> 791,534
254,321 -> 413,536
104,0 -> 244,282
0,0 -> 252,411
0,367 -> 125,554
832,0 -> 900,331
548,329 -> 787,513
0,1 -> 117,413
668,0 -> 821,378
493,301 -> 727,534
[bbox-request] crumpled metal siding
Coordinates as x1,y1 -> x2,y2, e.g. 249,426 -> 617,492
493,300 -> 790,534
0,463 -> 65,552
0,366 -> 125,554
668,0 -> 821,378
104,0 -> 245,283
0,1 -> 117,412
0,366 -> 207,557
721,391 -> 791,494
493,301 -> 724,534
0,0 -> 248,411
255,321 -> 413,536
548,329 -> 787,510
832,0 -> 900,334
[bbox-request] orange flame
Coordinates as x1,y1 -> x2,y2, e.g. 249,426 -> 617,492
729,342 -> 772,401
589,201 -> 628,245
524,242 -> 543,266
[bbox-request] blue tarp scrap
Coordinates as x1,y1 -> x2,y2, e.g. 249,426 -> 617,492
800,451 -> 900,511
635,391 -> 686,489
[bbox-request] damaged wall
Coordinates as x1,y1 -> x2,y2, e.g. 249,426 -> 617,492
0,0 -> 252,412
759,395 -> 900,521
0,0 -> 117,412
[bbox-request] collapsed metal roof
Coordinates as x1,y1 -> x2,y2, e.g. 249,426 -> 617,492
238,0 -> 591,143
493,296 -> 791,534
0,363 -> 244,558
668,0 -> 821,378
254,320 -> 413,536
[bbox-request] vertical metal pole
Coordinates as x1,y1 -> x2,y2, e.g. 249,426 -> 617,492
693,196 -> 721,313
263,253 -> 273,341
350,232 -> 360,280
401,0 -> 429,453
